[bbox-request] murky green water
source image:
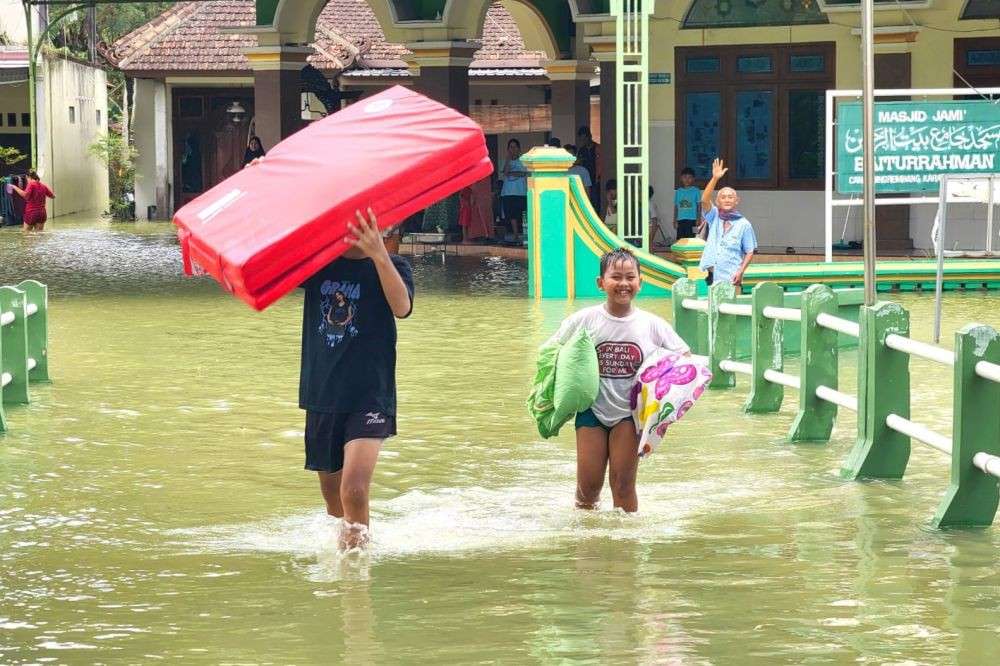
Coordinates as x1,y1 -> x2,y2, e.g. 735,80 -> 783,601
2,217 -> 1000,664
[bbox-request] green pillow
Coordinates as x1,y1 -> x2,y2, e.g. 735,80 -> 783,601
553,328 -> 600,423
528,328 -> 599,438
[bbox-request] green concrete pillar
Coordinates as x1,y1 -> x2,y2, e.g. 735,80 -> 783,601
745,282 -> 784,414
933,324 -> 1000,528
0,286 -> 30,406
523,147 -> 575,299
671,278 -> 698,350
18,280 -> 48,383
708,281 -> 737,390
841,302 -> 910,480
788,284 -> 839,442
0,304 -> 4,432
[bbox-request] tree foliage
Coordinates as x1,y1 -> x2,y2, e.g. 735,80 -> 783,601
89,132 -> 138,221
0,146 -> 27,166
49,2 -> 176,54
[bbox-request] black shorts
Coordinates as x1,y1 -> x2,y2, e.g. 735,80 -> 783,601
304,411 -> 396,473
501,195 -> 526,223
676,220 -> 696,239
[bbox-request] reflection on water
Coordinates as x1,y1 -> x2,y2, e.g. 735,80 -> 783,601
2,217 -> 1000,663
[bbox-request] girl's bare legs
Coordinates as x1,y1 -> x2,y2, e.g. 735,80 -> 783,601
575,427 -> 609,509
607,420 -> 640,512
318,471 -> 344,518
338,438 -> 382,550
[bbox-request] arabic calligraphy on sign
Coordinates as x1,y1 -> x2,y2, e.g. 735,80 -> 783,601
843,125 -> 1000,154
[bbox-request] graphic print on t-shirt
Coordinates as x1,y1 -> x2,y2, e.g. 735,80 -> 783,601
596,341 -> 643,378
319,279 -> 360,347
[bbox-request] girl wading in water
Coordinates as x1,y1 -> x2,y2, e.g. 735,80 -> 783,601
11,170 -> 55,232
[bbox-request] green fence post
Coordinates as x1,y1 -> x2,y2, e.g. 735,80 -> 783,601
841,302 -> 910,479
0,306 -> 5,432
933,324 -> 1000,528
788,284 -> 839,442
708,281 -> 737,389
745,281 -> 784,413
671,278 -> 699,350
17,280 -> 48,383
0,286 -> 30,405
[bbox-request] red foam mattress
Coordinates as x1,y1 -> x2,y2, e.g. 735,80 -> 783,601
174,86 -> 493,310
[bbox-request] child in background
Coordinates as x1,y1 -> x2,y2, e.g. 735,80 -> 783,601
673,167 -> 700,240
547,247 -> 690,512
603,179 -> 618,232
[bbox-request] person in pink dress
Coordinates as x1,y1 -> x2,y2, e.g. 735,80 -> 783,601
11,170 -> 55,231
458,175 -> 494,243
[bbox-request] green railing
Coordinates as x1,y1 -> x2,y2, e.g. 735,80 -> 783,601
0,280 -> 50,432
672,278 -> 1000,529
613,0 -> 653,251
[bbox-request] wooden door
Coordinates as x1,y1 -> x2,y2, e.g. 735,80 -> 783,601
172,91 -> 253,210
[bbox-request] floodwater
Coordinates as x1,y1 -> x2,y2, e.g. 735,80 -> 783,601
2,217 -> 1000,664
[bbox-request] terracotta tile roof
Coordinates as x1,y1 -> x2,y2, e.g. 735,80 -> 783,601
111,0 -> 546,75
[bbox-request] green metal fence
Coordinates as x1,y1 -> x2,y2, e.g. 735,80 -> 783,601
0,280 -> 50,433
672,278 -> 1000,529
613,0 -> 653,251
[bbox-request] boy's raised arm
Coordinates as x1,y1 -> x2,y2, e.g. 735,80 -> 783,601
701,158 -> 727,214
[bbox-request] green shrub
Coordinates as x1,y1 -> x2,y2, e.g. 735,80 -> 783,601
89,132 -> 137,221
0,146 -> 26,166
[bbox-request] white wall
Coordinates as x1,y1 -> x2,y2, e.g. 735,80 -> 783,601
912,203 -> 994,252
133,78 -> 172,219
38,55 -> 109,217
0,0 -> 28,44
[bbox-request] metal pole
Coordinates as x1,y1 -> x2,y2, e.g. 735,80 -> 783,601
23,0 -> 37,169
933,177 -> 948,344
861,0 -> 877,306
988,175 -> 996,256
824,89 -> 834,263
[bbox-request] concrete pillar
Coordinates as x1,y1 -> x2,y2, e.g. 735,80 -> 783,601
406,42 -> 477,115
597,56 -> 616,207
133,78 -> 171,220
545,60 -> 594,146
246,46 -> 312,149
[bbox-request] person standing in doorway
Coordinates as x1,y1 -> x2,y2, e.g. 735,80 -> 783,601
673,167 -> 701,240
11,170 -> 54,232
243,136 -> 266,167
576,126 -> 601,211
500,138 -> 528,242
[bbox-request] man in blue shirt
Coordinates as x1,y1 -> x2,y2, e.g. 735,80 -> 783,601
699,158 -> 757,287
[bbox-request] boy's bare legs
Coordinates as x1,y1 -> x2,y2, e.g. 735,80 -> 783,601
608,420 -> 640,512
318,471 -> 344,518
339,438 -> 382,550
576,427 -> 609,509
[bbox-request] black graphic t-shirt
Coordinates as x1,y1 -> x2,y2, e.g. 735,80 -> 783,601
299,255 -> 414,414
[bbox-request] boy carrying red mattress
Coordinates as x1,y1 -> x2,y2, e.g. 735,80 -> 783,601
300,208 -> 414,551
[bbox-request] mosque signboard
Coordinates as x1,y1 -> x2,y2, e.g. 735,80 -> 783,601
836,100 -> 1000,194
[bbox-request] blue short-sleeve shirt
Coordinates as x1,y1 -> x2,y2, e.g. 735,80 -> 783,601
698,206 -> 757,283
673,186 -> 700,221
500,159 -> 527,197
